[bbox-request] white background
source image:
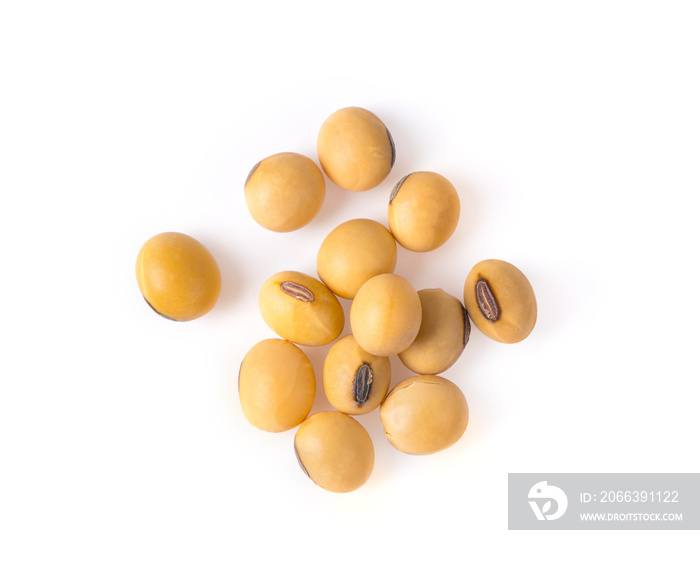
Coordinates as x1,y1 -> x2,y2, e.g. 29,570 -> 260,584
2,1 -> 699,585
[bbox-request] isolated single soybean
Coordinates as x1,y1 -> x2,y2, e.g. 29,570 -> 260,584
135,231 -> 221,322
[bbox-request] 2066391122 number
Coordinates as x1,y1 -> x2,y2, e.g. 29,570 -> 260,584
600,490 -> 679,503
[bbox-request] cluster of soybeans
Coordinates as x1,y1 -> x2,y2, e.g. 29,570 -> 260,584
135,106 -> 537,493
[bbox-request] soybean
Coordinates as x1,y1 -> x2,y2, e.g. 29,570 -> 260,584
379,375 -> 469,455
463,259 -> 537,344
398,288 -> 470,375
259,270 -> 344,346
317,106 -> 395,191
238,338 -> 316,433
316,218 -> 397,299
388,171 -> 460,252
244,152 -> 326,232
135,232 -> 221,322
323,334 -> 391,415
294,411 -> 374,493
350,273 -> 422,357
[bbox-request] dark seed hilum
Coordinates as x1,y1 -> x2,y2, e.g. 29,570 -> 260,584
462,303 -> 471,347
475,279 -> 500,322
144,296 -> 178,321
387,128 -> 396,168
353,363 -> 373,406
244,161 -> 260,187
389,173 -> 411,203
294,443 -> 310,478
280,281 -> 315,302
